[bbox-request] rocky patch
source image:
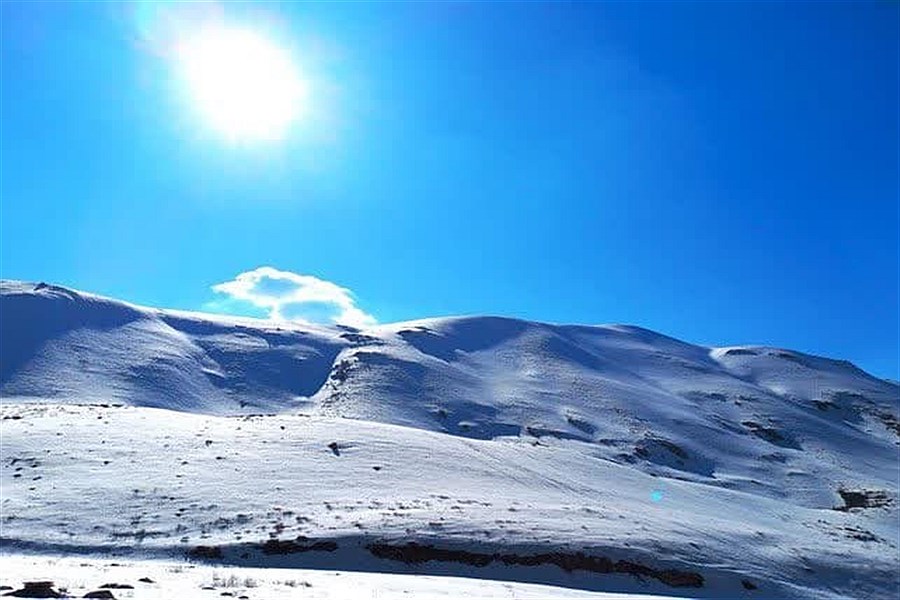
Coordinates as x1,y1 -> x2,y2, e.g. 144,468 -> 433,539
742,421 -> 801,449
367,542 -> 704,588
3,581 -> 62,598
835,489 -> 893,511
260,538 -> 338,555
187,545 -> 224,560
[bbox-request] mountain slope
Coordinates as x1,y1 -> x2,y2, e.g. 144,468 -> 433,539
1,280 -> 898,599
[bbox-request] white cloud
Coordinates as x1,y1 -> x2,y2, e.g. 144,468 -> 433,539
209,267 -> 376,328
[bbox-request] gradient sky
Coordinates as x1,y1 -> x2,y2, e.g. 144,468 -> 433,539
1,2 -> 898,378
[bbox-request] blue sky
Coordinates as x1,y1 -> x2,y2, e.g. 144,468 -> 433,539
1,2 -> 897,378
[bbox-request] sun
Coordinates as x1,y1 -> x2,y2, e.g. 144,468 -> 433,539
177,26 -> 306,141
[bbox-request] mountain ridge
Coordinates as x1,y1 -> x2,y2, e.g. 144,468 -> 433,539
1,278 -> 898,599
2,279 -> 892,407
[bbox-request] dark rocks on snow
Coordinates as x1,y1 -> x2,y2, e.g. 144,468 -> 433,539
367,542 -> 704,588
875,411 -> 900,437
98,583 -> 133,589
723,348 -> 758,357
3,581 -> 62,598
836,489 -> 892,511
260,538 -> 338,555
187,545 -> 224,560
741,421 -> 801,449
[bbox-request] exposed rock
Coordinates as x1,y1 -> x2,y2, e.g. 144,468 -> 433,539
367,542 -> 704,588
874,411 -> 900,437
98,584 -> 132,589
260,538 -> 338,554
835,489 -> 892,511
339,332 -> 384,346
723,348 -> 758,357
187,545 -> 224,560
3,581 -> 62,598
742,421 -> 801,449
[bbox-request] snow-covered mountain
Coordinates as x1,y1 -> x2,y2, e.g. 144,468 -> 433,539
1,280 -> 898,599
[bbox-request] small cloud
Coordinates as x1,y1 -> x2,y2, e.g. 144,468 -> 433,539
207,266 -> 376,328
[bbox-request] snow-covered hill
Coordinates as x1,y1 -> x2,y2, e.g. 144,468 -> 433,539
1,280 -> 898,599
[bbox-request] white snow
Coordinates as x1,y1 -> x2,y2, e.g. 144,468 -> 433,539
1,280 -> 898,599
1,554 -> 675,599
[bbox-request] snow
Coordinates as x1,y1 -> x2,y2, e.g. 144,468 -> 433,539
1,554 -> 680,599
1,280 -> 898,599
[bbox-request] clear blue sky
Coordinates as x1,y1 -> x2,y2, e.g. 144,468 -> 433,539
2,2 -> 898,378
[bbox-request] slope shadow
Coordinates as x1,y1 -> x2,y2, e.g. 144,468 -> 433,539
0,286 -> 144,386
397,317 -> 530,362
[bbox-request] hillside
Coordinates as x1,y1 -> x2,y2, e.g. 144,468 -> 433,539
1,280 -> 898,599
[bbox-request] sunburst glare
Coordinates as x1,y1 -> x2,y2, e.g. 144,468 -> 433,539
176,26 -> 306,141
